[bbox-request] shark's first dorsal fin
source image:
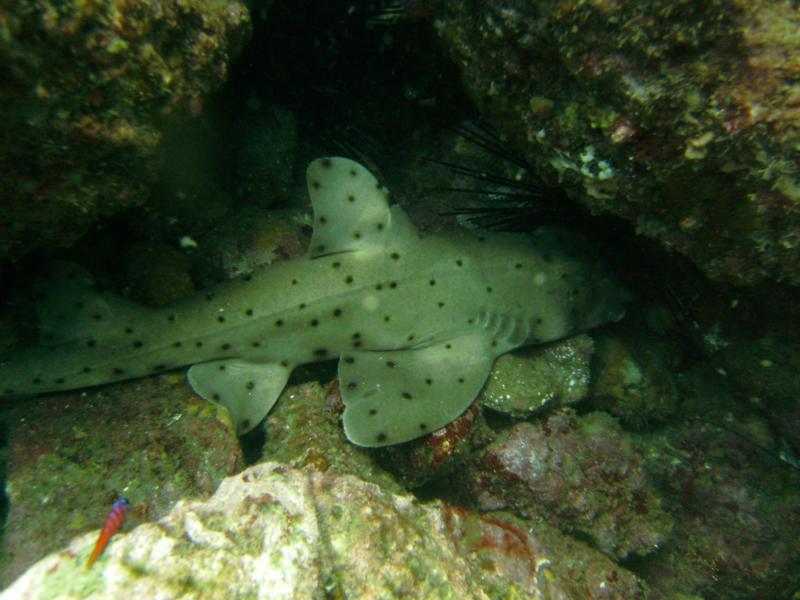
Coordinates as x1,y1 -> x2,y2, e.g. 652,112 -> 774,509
306,157 -> 417,257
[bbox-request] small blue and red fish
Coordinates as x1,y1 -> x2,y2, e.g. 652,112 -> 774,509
86,498 -> 128,569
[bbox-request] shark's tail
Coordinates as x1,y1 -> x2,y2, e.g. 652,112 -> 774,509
0,262 -> 152,398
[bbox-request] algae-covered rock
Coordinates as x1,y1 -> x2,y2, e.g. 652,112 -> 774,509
638,369 -> 800,599
195,207 -> 308,282
432,0 -> 800,285
0,461 -> 647,599
379,335 -> 594,489
463,410 -> 673,559
0,0 -> 251,262
590,329 -> 681,427
480,334 -> 594,417
377,401 -> 494,489
262,380 -> 403,492
714,333 -> 800,455
0,375 -> 242,586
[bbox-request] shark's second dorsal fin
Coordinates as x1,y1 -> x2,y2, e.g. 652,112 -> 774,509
34,262 -> 149,345
306,157 -> 417,257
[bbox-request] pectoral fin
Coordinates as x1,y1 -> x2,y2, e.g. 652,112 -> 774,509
187,359 -> 292,434
339,334 -> 495,447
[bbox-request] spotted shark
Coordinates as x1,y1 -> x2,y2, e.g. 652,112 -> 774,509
0,157 -> 628,446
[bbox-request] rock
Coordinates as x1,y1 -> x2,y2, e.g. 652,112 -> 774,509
235,104 -> 299,206
0,462 -> 647,599
590,329 -> 681,427
269,375 -> 491,490
122,242 -> 195,306
432,0 -> 800,285
377,401 -> 494,489
462,410 -> 673,559
639,390 -> 800,599
0,375 -> 242,586
261,380 -> 402,492
0,0 -> 251,263
714,333 -> 800,455
193,207 -> 309,283
480,334 -> 594,418
378,335 -> 596,489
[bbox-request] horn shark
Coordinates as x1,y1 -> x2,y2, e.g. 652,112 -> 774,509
0,157 -> 628,447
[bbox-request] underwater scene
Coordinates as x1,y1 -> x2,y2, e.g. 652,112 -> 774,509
0,0 -> 798,598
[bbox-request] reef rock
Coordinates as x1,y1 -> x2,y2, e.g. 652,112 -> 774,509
1,462 -> 647,599
480,334 -> 594,418
432,0 -> 800,285
0,0 -> 251,262
235,104 -> 298,207
590,329 -> 681,427
640,402 -> 800,599
462,410 -> 673,559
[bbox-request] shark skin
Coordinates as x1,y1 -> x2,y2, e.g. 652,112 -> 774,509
0,157 -> 628,447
